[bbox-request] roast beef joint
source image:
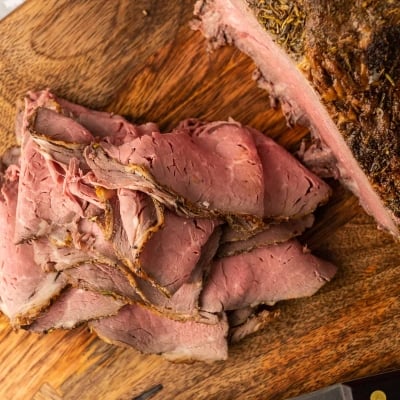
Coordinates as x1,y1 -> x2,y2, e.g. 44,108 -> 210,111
192,0 -> 400,238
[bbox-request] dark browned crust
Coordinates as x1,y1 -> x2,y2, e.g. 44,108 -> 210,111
248,0 -> 306,60
251,0 -> 400,218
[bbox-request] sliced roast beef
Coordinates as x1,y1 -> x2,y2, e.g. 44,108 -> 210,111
192,0 -> 400,237
250,128 -> 331,218
15,133 -> 82,243
0,165 -> 66,327
54,93 -> 159,143
32,107 -> 93,146
64,227 -> 222,323
64,262 -> 141,302
90,304 -> 229,362
33,238 -> 117,273
0,89 -> 340,362
60,226 -> 224,325
84,120 -> 265,231
218,214 -> 314,257
31,202 -> 121,273
63,160 -> 112,211
138,211 -> 221,295
15,92 -> 95,242
200,239 -> 337,313
110,190 -> 168,291
117,188 -> 164,262
34,207 -> 120,272
26,92 -> 94,171
25,89 -> 160,144
28,287 -> 126,332
180,119 -> 331,219
135,227 -> 222,321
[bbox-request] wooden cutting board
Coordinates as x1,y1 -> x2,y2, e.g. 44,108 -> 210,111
0,1 -> 399,399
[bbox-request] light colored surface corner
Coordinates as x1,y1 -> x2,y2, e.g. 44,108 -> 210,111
0,0 -> 24,20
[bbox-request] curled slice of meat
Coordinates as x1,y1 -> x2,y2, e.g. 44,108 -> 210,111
64,262 -> 141,302
138,211 -> 221,295
0,165 -> 66,327
219,214 -> 314,257
90,304 -> 229,362
135,226 -> 222,322
200,239 -> 337,312
28,287 -> 126,332
84,120 -> 265,232
179,119 -> 331,220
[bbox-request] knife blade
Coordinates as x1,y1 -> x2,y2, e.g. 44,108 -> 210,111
288,370 -> 399,400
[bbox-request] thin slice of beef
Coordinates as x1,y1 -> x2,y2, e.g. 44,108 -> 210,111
32,107 -> 93,146
64,262 -> 141,302
200,239 -> 337,313
28,287 -> 126,332
64,227 -> 222,324
219,214 -> 314,257
32,236 -> 118,273
192,0 -> 400,237
0,165 -> 66,327
84,120 -> 265,231
138,211 -> 221,295
135,227 -> 222,322
90,304 -> 229,362
34,206 -> 119,272
54,92 -> 160,144
15,133 -> 82,243
63,217 -> 217,313
15,92 -> 95,242
250,128 -> 331,218
26,91 -> 93,171
31,199 -> 123,274
117,188 -> 164,263
110,190 -> 168,292
63,160 -> 112,211
180,119 -> 331,220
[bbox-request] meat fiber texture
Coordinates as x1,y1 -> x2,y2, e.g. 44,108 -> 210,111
192,0 -> 400,238
0,89 -> 337,362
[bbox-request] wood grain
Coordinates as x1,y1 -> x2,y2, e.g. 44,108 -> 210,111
0,1 -> 399,399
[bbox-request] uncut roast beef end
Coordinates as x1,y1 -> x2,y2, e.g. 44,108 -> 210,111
192,0 -> 400,237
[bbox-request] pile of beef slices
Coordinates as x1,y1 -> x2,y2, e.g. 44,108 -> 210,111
0,90 -> 336,362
